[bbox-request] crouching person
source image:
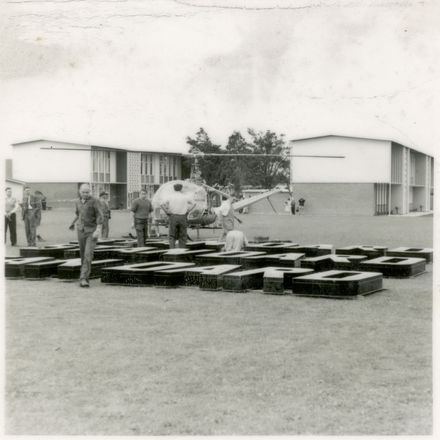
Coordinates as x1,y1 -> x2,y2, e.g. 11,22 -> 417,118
223,229 -> 248,252
69,183 -> 103,288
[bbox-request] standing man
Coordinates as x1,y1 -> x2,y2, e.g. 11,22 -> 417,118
160,183 -> 195,249
34,190 -> 45,242
131,189 -> 153,247
69,183 -> 103,288
290,196 -> 296,215
5,187 -> 18,246
99,191 -> 111,238
21,186 -> 42,246
298,197 -> 306,214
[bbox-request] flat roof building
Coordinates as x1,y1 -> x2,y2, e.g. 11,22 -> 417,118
290,135 -> 434,215
11,139 -> 183,209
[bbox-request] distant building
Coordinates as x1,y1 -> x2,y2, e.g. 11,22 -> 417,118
11,140 -> 183,208
290,135 -> 434,215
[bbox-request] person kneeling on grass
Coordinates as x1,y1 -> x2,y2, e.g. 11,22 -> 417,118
69,183 -> 103,288
223,229 -> 248,252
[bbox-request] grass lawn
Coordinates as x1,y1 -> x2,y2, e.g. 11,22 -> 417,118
4,210 -> 433,435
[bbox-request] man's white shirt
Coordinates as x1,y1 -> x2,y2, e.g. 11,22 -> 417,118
164,192 -> 194,215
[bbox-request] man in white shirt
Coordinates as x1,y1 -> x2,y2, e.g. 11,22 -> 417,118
160,183 -> 195,248
223,230 -> 248,252
5,187 -> 19,246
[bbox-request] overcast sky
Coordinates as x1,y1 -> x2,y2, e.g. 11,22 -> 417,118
1,0 -> 440,158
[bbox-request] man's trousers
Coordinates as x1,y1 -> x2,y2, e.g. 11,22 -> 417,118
135,218 -> 149,247
24,212 -> 38,246
101,218 -> 110,238
5,214 -> 17,245
77,229 -> 98,281
168,214 -> 187,249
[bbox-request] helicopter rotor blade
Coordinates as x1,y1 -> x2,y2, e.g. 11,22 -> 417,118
184,153 -> 345,158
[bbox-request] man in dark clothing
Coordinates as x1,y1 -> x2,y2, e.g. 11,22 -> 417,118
290,196 -> 296,215
99,191 -> 111,238
34,190 -> 46,242
69,183 -> 103,288
21,186 -> 42,246
131,189 -> 153,247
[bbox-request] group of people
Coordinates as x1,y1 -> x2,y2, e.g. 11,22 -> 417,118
68,182 -> 198,287
284,196 -> 306,215
5,186 -> 45,247
6,182 -> 247,288
5,186 -> 111,248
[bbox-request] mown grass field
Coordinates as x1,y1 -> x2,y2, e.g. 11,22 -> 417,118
4,209 -> 433,435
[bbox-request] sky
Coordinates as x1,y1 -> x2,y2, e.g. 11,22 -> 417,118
1,0 -> 440,159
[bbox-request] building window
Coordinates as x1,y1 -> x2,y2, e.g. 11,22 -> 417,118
410,154 -> 416,186
156,154 -> 181,183
374,183 -> 389,215
92,150 -> 110,183
141,153 -> 153,185
159,155 -> 164,178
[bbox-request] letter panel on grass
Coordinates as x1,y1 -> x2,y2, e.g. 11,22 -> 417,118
57,258 -> 125,280
292,270 -> 383,298
100,261 -> 195,285
386,247 -> 433,263
360,256 -> 426,277
6,257 -> 55,278
263,267 -> 314,294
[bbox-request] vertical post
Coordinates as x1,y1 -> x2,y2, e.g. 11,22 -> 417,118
388,182 -> 391,216
388,144 -> 393,216
289,143 -> 294,194
401,147 -> 410,214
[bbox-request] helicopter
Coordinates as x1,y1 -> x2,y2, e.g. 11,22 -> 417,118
150,147 -> 345,232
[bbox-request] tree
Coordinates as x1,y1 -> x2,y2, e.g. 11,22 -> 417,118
185,128 -> 228,186
245,129 -> 289,189
184,127 -> 290,192
225,131 -> 252,194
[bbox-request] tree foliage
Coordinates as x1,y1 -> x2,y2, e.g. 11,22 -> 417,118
185,128 -> 228,186
185,127 -> 289,193
246,129 -> 289,189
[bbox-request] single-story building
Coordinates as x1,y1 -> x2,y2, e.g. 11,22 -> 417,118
290,135 -> 434,215
10,139 -> 183,209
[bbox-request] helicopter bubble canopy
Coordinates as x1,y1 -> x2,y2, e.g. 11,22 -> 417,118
151,179 -> 209,221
